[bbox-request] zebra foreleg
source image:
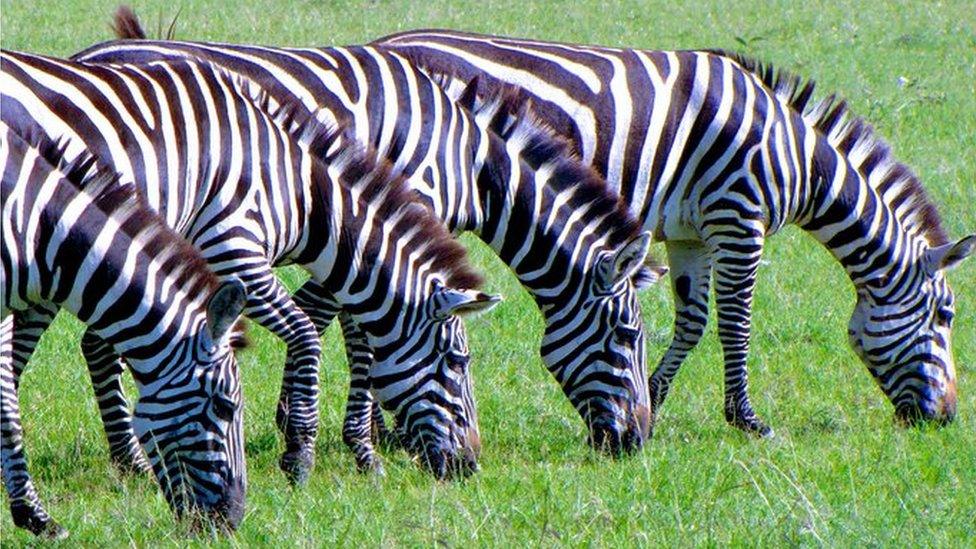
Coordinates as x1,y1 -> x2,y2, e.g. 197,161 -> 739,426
648,241 -> 712,428
247,275 -> 323,485
712,239 -> 773,438
2,315 -> 68,539
80,332 -> 150,474
337,313 -> 386,474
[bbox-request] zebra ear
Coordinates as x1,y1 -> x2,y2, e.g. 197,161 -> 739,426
632,262 -> 669,290
206,278 -> 247,344
924,235 -> 976,275
434,289 -> 502,319
603,232 -> 653,288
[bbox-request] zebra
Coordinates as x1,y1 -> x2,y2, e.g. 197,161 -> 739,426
73,8 -> 667,472
1,122 -> 249,537
1,49 -> 496,481
374,29 -> 975,434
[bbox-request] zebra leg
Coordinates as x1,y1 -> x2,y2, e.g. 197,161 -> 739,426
80,332 -> 150,474
248,275 -> 323,485
336,313 -> 386,474
2,315 -> 68,539
648,241 -> 712,426
9,304 -> 56,384
712,240 -> 773,438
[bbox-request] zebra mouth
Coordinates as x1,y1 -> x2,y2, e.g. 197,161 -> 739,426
419,445 -> 479,480
588,413 -> 645,456
893,401 -> 954,427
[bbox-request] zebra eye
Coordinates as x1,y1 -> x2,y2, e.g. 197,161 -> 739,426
613,326 -> 640,346
212,393 -> 237,422
446,353 -> 468,374
935,308 -> 954,326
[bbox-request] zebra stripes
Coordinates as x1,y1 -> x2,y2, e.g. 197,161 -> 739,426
1,49 -> 493,483
75,11 -> 665,472
375,29 -> 974,431
1,122 -> 248,536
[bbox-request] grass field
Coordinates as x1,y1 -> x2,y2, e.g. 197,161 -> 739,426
2,0 -> 975,545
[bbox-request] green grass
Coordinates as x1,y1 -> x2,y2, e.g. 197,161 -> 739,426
2,0 -> 975,545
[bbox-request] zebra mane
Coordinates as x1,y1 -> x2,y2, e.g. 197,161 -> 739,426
111,4 -> 182,41
443,74 -> 646,252
705,49 -> 949,247
7,124 -> 221,303
258,95 -> 485,291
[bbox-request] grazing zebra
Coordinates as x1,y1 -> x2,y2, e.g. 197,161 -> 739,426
1,49 -> 495,481
375,29 -> 975,434
1,122 -> 248,537
73,7 -> 666,472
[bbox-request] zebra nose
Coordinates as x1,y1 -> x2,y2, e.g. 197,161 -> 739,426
620,405 -> 649,453
421,445 -> 477,480
464,427 -> 482,458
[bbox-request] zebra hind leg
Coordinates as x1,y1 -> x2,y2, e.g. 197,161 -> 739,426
80,332 -> 151,474
648,241 -> 713,431
2,315 -> 69,539
712,240 -> 773,438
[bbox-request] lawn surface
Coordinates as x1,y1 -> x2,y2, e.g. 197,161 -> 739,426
2,0 -> 974,546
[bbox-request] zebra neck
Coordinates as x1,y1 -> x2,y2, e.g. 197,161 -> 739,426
295,184 -> 409,320
475,161 -> 590,305
44,236 -> 198,375
798,142 -> 915,293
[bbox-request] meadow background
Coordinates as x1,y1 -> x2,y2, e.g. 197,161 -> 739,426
2,0 -> 974,545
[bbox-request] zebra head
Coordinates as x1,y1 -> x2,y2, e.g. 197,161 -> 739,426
369,286 -> 499,479
848,235 -> 975,426
132,279 -> 248,529
540,232 -> 667,455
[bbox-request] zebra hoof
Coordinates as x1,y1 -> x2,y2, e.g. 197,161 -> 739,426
726,408 -> 774,439
279,447 -> 315,486
41,521 -> 69,541
11,505 -> 68,539
733,418 -> 775,439
356,457 -> 386,477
